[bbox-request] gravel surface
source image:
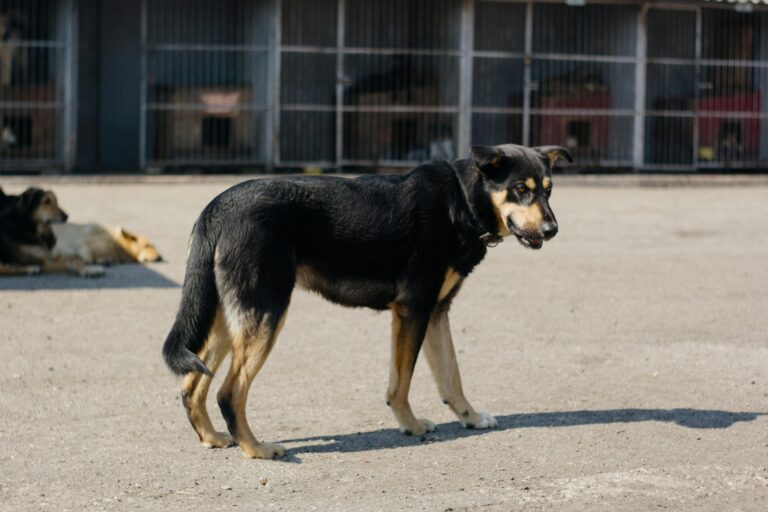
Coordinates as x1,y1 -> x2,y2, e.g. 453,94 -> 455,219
1,179 -> 767,511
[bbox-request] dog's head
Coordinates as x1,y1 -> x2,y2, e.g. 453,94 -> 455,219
470,144 -> 572,250
17,188 -> 68,225
112,226 -> 163,262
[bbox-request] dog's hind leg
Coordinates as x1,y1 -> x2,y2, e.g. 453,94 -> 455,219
213,229 -> 294,459
387,306 -> 435,436
422,310 -> 497,429
180,308 -> 235,448
216,307 -> 288,459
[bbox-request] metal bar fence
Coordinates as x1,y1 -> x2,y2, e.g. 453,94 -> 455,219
131,0 -> 768,171
0,0 -> 75,171
140,0 -> 272,168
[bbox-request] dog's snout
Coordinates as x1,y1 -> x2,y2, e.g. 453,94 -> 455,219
541,221 -> 558,239
60,211 -> 69,222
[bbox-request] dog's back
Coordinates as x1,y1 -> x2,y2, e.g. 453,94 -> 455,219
163,163 -> 473,373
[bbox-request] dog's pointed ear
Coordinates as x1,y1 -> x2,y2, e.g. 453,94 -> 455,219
118,226 -> 138,241
470,145 -> 504,173
534,146 -> 573,167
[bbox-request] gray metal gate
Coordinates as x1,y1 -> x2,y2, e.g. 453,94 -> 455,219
642,4 -> 768,169
473,1 -> 637,167
139,0 -> 768,171
280,0 -> 464,167
0,0 -> 76,171
140,0 -> 275,169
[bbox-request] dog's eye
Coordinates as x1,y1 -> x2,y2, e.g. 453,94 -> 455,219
515,183 -> 527,194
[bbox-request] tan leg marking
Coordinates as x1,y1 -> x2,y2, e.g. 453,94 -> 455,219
217,311 -> 287,459
438,267 -> 462,302
387,306 -> 434,436
422,311 -> 497,429
181,309 -> 235,448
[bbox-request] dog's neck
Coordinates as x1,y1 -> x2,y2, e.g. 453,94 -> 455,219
451,159 -> 504,246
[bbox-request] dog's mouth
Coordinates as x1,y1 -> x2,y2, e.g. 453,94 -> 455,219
41,215 -> 67,225
507,218 -> 544,250
515,234 -> 543,250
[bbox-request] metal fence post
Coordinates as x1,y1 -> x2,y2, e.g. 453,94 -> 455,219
693,5 -> 702,168
62,0 -> 78,171
633,3 -> 648,170
138,0 -> 147,171
268,0 -> 282,169
458,0 -> 474,157
522,0 -> 533,146
335,0 -> 345,171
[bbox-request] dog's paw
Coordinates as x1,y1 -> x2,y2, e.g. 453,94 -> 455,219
241,441 -> 286,460
200,432 -> 236,449
80,265 -> 105,278
399,418 -> 436,437
461,411 -> 498,429
25,265 -> 41,275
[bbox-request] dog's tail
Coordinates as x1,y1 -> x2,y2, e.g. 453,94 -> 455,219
162,218 -> 219,376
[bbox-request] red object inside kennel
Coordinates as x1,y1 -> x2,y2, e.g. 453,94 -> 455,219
696,92 -> 760,159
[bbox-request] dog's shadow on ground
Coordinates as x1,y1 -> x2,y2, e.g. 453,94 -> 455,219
277,408 -> 766,461
0,263 -> 178,290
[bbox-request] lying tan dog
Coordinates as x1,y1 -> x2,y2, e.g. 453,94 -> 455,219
52,224 -> 162,265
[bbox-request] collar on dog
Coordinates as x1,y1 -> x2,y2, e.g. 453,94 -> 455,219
479,232 -> 504,247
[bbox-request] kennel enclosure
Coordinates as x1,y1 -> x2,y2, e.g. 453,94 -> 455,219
1,0 -> 767,172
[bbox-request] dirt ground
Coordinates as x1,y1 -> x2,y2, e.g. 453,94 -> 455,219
1,177 -> 767,511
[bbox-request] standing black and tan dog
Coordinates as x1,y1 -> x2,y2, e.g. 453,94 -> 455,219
163,143 -> 572,459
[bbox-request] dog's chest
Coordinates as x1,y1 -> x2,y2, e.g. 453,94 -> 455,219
438,268 -> 463,301
11,242 -> 49,263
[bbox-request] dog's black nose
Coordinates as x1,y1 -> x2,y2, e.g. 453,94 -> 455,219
61,212 -> 69,222
541,222 -> 558,239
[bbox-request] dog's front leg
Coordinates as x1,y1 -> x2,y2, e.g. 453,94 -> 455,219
422,310 -> 497,429
0,263 -> 40,276
42,255 -> 104,277
387,305 -> 435,436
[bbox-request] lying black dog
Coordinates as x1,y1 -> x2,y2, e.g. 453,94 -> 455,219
0,187 -> 103,277
163,143 -> 572,459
